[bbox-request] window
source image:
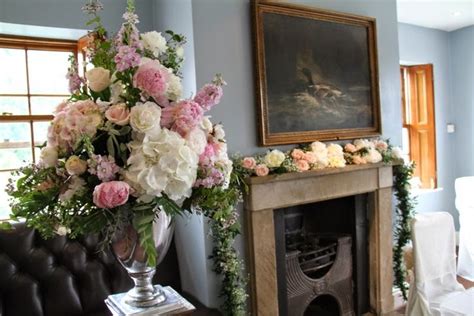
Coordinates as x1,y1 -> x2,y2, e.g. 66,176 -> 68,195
0,35 -> 79,218
400,64 -> 437,189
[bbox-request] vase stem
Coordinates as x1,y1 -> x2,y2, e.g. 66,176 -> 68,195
125,268 -> 166,307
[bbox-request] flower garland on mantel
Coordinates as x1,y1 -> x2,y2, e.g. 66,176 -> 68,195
231,138 -> 417,310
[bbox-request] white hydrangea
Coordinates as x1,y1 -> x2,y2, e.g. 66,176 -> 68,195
354,139 -> 373,150
125,129 -> 198,203
141,31 -> 168,57
392,146 -> 404,160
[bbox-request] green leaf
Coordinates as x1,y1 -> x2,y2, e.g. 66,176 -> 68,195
107,136 -> 115,157
0,222 -> 13,230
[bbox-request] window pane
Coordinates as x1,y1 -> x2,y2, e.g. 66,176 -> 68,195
0,171 -> 12,219
0,96 -> 29,115
33,121 -> 50,146
28,50 -> 71,94
0,122 -> 32,170
0,48 -> 27,94
31,96 -> 65,115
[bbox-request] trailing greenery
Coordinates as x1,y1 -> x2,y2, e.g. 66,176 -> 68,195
185,171 -> 248,315
392,162 -> 417,300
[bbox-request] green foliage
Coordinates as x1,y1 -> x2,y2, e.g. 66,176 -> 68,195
393,162 -> 417,300
188,172 -> 248,315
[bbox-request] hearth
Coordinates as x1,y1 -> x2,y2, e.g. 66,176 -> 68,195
244,164 -> 395,315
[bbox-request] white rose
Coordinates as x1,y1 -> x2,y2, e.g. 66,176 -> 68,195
354,139 -> 372,150
366,148 -> 383,163
186,128 -> 207,155
214,124 -> 225,140
392,147 -> 404,160
86,67 -> 111,92
40,146 -> 58,167
129,101 -> 162,134
141,31 -> 168,57
327,144 -> 344,156
65,155 -> 87,175
310,141 -> 326,153
166,72 -> 182,101
264,149 -> 286,168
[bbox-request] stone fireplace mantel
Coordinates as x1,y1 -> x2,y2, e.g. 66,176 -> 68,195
244,163 -> 395,315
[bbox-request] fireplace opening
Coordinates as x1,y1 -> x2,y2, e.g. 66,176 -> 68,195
274,194 -> 369,316
304,295 -> 340,316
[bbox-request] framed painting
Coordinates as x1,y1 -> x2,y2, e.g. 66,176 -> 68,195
252,0 -> 382,146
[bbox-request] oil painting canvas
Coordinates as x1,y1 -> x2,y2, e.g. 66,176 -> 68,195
253,2 -> 381,145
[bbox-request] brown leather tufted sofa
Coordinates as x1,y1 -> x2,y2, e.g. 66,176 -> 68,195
0,222 -> 183,316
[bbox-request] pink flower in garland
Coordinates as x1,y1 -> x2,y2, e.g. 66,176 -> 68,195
161,100 -> 203,137
133,60 -> 169,100
115,46 -> 141,72
194,166 -> 224,188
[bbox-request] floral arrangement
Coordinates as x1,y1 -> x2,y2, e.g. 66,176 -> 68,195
4,1 -> 247,314
235,138 -> 404,177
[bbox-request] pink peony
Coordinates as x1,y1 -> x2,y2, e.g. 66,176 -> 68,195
295,159 -> 310,172
291,149 -> 305,160
344,143 -> 357,153
161,100 -> 203,137
255,164 -> 269,177
133,60 -> 169,101
242,157 -> 257,170
105,103 -> 130,126
93,181 -> 130,209
194,83 -> 223,111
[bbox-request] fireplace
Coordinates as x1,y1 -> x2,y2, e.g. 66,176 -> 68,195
244,164 -> 394,315
275,195 -> 370,315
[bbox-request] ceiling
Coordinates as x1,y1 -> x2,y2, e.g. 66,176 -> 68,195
397,0 -> 474,32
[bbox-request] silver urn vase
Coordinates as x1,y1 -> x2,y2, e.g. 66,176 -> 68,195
111,208 -> 174,307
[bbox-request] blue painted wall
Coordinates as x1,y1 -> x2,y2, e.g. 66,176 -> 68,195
451,26 -> 474,178
398,23 -> 458,224
0,0 -> 153,32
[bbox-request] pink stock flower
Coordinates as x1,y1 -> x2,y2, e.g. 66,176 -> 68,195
199,142 -> 219,165
194,83 -> 223,111
93,181 -> 130,209
161,100 -> 203,137
115,46 -> 141,72
88,155 -> 121,182
242,157 -> 257,170
255,164 -> 269,177
194,167 -> 225,188
133,60 -> 169,100
295,159 -> 310,172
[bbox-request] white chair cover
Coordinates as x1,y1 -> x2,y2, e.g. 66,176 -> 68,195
406,212 -> 474,316
455,177 -> 474,281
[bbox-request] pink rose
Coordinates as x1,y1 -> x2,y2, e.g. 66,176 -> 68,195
105,103 -> 130,126
344,143 -> 357,153
93,181 -> 130,209
296,159 -> 310,172
291,149 -> 305,160
352,155 -> 367,165
374,140 -> 388,151
133,60 -> 169,101
303,152 -> 317,164
255,164 -> 269,177
242,157 -> 257,169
